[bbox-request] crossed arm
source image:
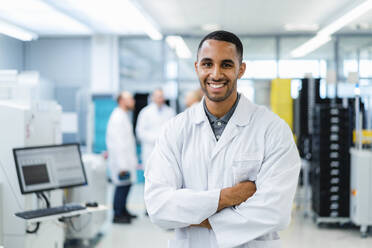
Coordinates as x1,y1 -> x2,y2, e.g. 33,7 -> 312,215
190,181 -> 257,229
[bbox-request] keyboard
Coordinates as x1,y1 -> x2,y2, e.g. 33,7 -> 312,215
15,204 -> 86,219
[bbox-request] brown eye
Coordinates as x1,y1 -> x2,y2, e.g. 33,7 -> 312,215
222,63 -> 233,68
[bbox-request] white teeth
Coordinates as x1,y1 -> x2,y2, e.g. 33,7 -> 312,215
209,84 -> 224,88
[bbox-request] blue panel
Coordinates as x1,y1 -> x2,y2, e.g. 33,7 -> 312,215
93,96 -> 116,153
136,169 -> 145,184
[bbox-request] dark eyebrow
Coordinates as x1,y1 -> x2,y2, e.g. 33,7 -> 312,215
221,59 -> 234,64
199,58 -> 235,64
200,58 -> 212,63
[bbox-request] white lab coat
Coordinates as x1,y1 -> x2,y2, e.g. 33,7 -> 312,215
136,103 -> 175,166
144,95 -> 301,248
106,107 -> 137,186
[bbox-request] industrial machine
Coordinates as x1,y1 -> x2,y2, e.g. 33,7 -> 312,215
0,100 -> 64,248
311,101 -> 353,224
350,149 -> 372,237
65,153 -> 109,246
350,89 -> 372,237
294,78 -> 321,160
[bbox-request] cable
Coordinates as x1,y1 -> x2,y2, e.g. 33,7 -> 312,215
26,222 -> 40,234
53,218 -> 66,228
0,159 -> 24,211
36,193 -> 44,207
39,192 -> 50,208
24,193 -> 45,234
36,193 -> 48,208
0,162 -> 47,234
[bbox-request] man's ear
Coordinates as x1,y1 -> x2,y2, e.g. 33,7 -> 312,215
238,62 -> 246,79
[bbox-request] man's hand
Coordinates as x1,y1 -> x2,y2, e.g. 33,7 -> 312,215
217,181 -> 256,211
190,219 -> 212,229
119,171 -> 129,177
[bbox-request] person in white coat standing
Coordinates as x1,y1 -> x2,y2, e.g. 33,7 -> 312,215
145,30 -> 301,248
106,91 -> 138,224
136,89 -> 175,167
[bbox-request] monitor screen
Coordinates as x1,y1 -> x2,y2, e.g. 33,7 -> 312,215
13,143 -> 88,194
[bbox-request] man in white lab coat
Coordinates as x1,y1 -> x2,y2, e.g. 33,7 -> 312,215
145,30 -> 301,248
136,89 -> 175,167
106,91 -> 138,224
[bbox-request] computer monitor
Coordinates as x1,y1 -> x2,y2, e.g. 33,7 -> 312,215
13,143 -> 88,194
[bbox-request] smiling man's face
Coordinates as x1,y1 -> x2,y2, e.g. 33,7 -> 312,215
195,39 -> 246,103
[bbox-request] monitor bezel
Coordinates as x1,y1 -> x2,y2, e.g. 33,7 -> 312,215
13,143 -> 88,194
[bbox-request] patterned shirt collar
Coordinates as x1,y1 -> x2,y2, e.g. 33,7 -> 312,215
203,93 -> 241,124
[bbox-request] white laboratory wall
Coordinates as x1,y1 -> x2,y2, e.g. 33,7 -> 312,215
24,37 -> 91,87
91,35 -> 119,94
0,34 -> 24,71
24,37 -> 92,144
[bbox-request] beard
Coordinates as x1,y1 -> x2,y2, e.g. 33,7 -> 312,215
201,78 -> 237,102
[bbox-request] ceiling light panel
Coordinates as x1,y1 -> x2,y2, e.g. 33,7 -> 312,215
201,24 -> 221,32
0,0 -> 91,35
290,0 -> 372,58
290,35 -> 331,58
61,0 -> 162,39
166,36 -> 191,59
318,0 -> 372,36
284,24 -> 319,32
0,19 -> 38,41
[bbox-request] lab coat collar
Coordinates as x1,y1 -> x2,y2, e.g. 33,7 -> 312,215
115,106 -> 127,115
193,94 -> 255,127
149,102 -> 168,112
193,98 -> 209,124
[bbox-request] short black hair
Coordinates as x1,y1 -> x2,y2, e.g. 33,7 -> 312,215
197,30 -> 243,63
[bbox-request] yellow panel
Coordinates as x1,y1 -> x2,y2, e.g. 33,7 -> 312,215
270,78 -> 293,130
353,130 -> 372,144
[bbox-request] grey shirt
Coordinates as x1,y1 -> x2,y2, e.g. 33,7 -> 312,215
203,93 -> 241,141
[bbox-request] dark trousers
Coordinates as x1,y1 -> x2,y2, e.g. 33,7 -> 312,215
113,184 -> 131,217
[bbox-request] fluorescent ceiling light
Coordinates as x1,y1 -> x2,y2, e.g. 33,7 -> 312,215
60,0 -> 162,39
166,36 -> 192,59
318,0 -> 372,37
0,70 -> 18,75
202,24 -> 221,32
291,35 -> 331,58
284,24 -> 319,32
291,0 -> 372,58
0,19 -> 37,41
0,0 -> 91,35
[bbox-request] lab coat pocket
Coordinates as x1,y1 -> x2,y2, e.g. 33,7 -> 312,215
249,239 -> 281,248
168,238 -> 189,248
232,153 -> 261,183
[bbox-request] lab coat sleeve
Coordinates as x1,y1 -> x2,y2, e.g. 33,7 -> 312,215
136,110 -> 158,144
208,119 -> 301,248
108,118 -> 136,173
144,120 -> 220,229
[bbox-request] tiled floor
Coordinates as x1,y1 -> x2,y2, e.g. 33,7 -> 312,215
96,184 -> 372,248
